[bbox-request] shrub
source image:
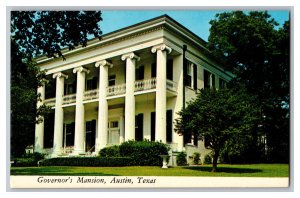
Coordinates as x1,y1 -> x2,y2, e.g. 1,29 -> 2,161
193,152 -> 201,165
176,152 -> 187,166
12,152 -> 45,167
99,145 -> 120,157
119,140 -> 170,166
204,154 -> 212,164
40,157 -> 132,167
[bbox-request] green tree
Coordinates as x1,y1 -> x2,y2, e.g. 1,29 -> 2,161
11,11 -> 102,157
208,11 -> 290,163
175,87 -> 260,172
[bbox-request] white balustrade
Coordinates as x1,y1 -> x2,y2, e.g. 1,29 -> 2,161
107,84 -> 126,96
166,79 -> 177,92
45,78 -> 176,105
84,89 -> 99,101
44,98 -> 56,107
63,93 -> 76,105
134,78 -> 157,91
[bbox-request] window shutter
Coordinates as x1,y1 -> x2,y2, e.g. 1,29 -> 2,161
166,110 -> 172,143
193,64 -> 197,90
151,112 -> 155,141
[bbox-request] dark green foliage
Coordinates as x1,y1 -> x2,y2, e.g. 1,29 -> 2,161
10,11 -> 102,157
40,157 -> 131,167
208,11 -> 290,163
12,152 -> 45,167
119,140 -> 170,166
193,152 -> 201,165
99,145 -> 120,157
11,11 -> 102,59
175,87 -> 260,171
204,154 -> 212,164
176,152 -> 187,166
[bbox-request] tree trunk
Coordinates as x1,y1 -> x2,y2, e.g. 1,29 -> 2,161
211,150 -> 219,172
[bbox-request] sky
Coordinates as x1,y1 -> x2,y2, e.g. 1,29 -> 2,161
100,10 -> 290,42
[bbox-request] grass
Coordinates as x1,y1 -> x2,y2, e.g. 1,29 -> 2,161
10,164 -> 289,177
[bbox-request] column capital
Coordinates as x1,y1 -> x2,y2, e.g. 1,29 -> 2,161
121,52 -> 140,61
73,66 -> 90,74
95,60 -> 113,68
151,44 -> 172,54
52,72 -> 68,79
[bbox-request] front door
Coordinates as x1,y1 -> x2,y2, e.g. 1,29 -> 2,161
108,120 -> 120,145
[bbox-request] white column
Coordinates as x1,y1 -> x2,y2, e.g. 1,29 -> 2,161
121,52 -> 140,141
34,84 -> 45,153
119,115 -> 125,143
52,72 -> 68,155
151,44 -> 172,143
73,66 -> 89,155
95,60 -> 112,153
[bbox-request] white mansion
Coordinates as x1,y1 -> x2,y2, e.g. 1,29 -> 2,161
34,15 -> 233,159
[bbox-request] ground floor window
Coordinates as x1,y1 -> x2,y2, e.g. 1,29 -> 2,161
135,113 -> 143,141
64,122 -> 75,147
85,120 -> 96,152
166,110 -> 172,143
44,111 -> 54,148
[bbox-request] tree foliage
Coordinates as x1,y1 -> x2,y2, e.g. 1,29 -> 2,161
208,11 -> 290,163
175,87 -> 260,172
11,11 -> 102,60
11,11 -> 102,157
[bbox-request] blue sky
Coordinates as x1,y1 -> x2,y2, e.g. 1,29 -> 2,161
100,10 -> 289,42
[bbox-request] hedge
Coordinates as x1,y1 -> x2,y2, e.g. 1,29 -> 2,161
99,145 -> 120,157
40,157 -> 132,167
119,140 -> 170,166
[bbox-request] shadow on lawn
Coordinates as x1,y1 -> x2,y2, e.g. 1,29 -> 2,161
183,166 -> 262,173
10,167 -> 119,176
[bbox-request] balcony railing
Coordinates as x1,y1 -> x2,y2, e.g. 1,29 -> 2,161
107,84 -> 126,96
166,79 -> 177,92
84,89 -> 99,101
43,78 -> 177,106
44,98 -> 56,107
135,78 -> 157,91
63,93 -> 76,105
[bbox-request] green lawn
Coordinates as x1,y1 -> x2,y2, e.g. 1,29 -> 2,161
11,164 -> 289,177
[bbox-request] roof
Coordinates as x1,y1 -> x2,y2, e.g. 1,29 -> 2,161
35,14 -> 209,63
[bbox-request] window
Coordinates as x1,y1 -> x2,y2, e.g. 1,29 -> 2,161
167,59 -> 173,80
110,121 -> 119,128
85,120 -> 96,152
151,63 -> 156,78
135,65 -> 144,80
64,80 -> 76,95
204,70 -> 215,89
151,112 -> 155,141
185,61 -> 197,90
108,75 -> 116,86
166,110 -> 172,143
65,122 -> 75,146
219,78 -> 226,89
186,62 -> 192,87
86,77 -> 98,91
135,114 -> 143,141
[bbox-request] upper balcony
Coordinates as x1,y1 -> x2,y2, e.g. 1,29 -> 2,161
44,78 -> 177,107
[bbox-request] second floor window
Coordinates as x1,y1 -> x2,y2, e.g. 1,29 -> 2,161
184,61 -> 198,90
86,77 -> 98,91
136,65 -> 144,80
108,75 -> 116,86
219,78 -> 226,89
204,70 -> 215,89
